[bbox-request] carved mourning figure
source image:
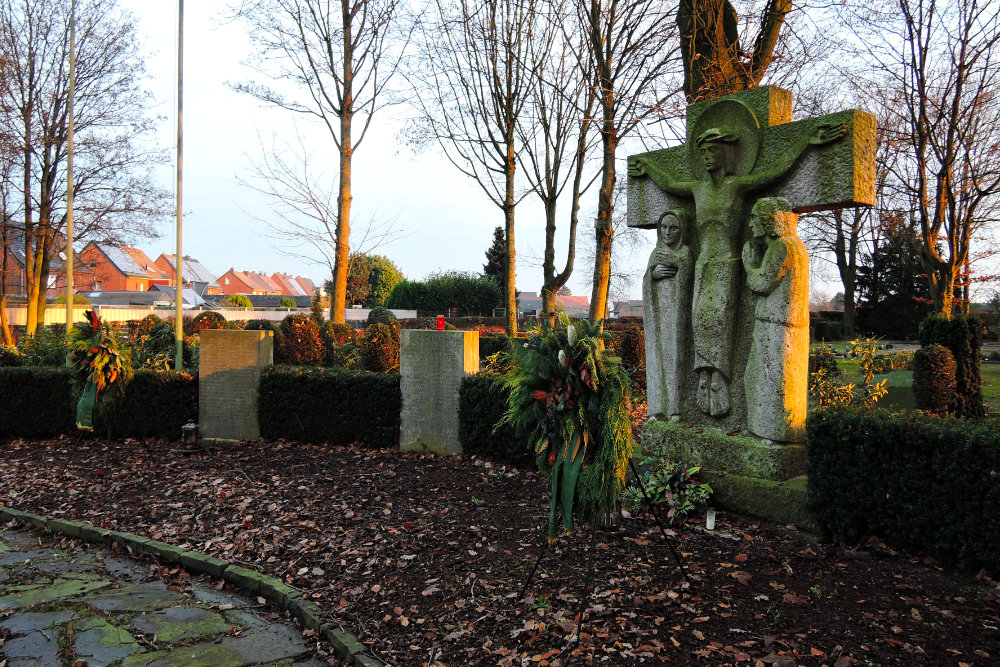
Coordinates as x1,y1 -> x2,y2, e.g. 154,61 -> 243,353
643,209 -> 693,421
741,197 -> 809,442
628,99 -> 845,418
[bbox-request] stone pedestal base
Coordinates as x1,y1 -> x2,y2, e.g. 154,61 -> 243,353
400,330 -> 479,455
641,419 -> 816,531
199,330 -> 274,441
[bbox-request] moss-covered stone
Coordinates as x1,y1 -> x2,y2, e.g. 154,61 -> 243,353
0,507 -> 47,528
105,531 -> 150,555
706,470 -> 817,531
79,524 -> 114,545
131,607 -> 232,644
322,624 -> 367,659
642,419 -> 806,480
142,540 -> 186,565
72,616 -> 141,664
0,575 -> 112,607
222,565 -> 265,595
287,598 -> 324,630
178,551 -> 228,579
258,578 -> 302,607
45,519 -> 87,538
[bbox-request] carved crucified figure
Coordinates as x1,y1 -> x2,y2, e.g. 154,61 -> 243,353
628,118 -> 845,417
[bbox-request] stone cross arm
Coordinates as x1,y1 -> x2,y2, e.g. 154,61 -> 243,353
627,88 -> 876,229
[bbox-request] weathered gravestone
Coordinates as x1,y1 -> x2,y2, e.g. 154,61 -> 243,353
199,329 -> 274,441
400,330 -> 479,455
630,86 -> 875,526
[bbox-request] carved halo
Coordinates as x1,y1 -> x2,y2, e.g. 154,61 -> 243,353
689,99 -> 762,178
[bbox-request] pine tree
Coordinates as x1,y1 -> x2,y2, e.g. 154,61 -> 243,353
483,227 -> 507,286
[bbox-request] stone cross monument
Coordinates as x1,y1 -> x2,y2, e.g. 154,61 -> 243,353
629,86 -> 875,442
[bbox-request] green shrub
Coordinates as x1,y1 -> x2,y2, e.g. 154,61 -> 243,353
325,342 -> 363,370
480,334 -> 512,359
258,366 -> 400,447
18,327 -> 67,366
323,322 -> 356,347
95,370 -> 197,438
812,320 -> 844,342
458,373 -> 529,465
919,315 -> 985,417
807,407 -> 1000,572
360,322 -> 400,373
135,314 -> 163,338
244,319 -> 285,363
279,296 -> 297,309
809,343 -> 841,377
0,344 -> 23,367
912,344 -> 957,415
869,350 -> 913,374
0,367 -> 75,436
608,326 -> 646,389
280,315 -> 324,366
191,311 -> 228,332
224,294 -> 253,309
366,306 -> 397,327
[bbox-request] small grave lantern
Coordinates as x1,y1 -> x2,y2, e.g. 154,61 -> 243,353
181,420 -> 198,447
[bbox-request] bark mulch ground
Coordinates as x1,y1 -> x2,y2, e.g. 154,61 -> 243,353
1,437 -> 998,666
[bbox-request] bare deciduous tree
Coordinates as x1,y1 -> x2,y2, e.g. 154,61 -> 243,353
857,0 -> 1000,317
578,0 -> 677,322
239,130 -> 404,284
407,0 -> 540,334
0,0 -> 168,334
232,0 -> 410,323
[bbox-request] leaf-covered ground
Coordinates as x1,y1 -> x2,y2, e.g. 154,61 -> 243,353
1,437 -> 998,666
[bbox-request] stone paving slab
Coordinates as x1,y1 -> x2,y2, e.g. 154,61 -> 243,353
0,527 -> 324,666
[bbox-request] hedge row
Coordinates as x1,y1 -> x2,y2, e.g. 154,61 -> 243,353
919,315 -> 984,418
807,406 -> 1000,571
458,373 -> 530,465
0,367 -> 75,437
0,368 -> 196,439
257,366 -> 401,448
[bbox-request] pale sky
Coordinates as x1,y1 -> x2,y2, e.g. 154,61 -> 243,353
118,0 -> 651,302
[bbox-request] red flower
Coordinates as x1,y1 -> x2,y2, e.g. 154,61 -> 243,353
548,452 -> 557,466
533,390 -> 548,401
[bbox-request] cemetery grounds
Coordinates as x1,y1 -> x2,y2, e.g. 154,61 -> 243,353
2,429 -> 998,666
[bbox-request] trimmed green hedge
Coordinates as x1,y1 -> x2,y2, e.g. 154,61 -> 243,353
0,367 -> 75,437
100,370 -> 198,438
807,407 -> 1000,571
0,368 -> 197,439
258,366 -> 400,448
458,373 -> 530,465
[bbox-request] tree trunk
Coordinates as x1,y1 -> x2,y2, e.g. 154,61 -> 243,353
504,139 -> 518,335
330,3 -> 354,325
588,111 -> 616,323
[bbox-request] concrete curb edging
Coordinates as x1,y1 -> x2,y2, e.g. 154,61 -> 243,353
0,504 -> 384,667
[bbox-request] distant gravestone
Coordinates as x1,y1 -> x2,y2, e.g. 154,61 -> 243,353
199,330 -> 273,441
400,330 -> 479,455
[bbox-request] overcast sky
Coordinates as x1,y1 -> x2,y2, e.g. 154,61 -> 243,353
116,0 -> 656,302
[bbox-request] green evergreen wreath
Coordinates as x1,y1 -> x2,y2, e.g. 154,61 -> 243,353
500,314 -> 633,541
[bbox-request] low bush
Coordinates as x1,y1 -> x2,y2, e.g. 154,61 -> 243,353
458,373 -> 529,465
18,327 -> 67,366
367,306 -> 397,327
807,407 -> 1000,572
258,366 -> 400,448
480,334 -> 513,359
608,326 -> 646,389
280,315 -> 324,366
0,345 -> 23,367
191,311 -> 228,332
0,367 -> 75,436
869,350 -> 913,374
360,322 -> 400,373
920,315 -> 984,417
809,344 -> 841,377
912,344 -> 957,415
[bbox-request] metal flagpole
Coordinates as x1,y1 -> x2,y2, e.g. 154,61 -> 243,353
64,0 -> 75,335
174,0 -> 184,369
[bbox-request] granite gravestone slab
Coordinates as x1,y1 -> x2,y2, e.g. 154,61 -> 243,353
400,330 -> 479,455
199,329 -> 273,441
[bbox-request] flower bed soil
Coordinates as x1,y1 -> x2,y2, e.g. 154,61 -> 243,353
1,437 -> 998,666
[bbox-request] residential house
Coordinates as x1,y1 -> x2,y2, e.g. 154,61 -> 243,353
295,276 -> 319,297
217,269 -> 283,296
271,272 -> 308,297
611,299 -> 644,318
517,292 -> 591,318
154,254 -> 223,295
77,242 -> 155,292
